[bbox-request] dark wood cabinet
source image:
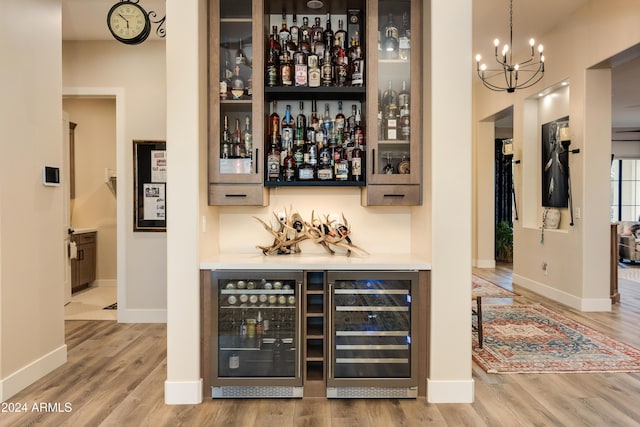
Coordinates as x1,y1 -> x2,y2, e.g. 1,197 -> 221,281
71,231 -> 97,292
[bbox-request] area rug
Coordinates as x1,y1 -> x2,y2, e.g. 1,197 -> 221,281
618,267 -> 640,283
472,275 -> 518,298
472,304 -> 640,374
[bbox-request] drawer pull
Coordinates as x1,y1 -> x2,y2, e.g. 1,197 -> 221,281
225,194 -> 248,198
384,194 -> 405,198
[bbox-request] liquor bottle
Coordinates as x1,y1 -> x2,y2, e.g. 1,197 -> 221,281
353,109 -> 365,148
334,18 -> 347,50
269,100 -> 280,139
398,80 -> 410,110
295,101 -> 307,142
305,137 -> 318,175
350,38 -> 364,87
256,311 -> 264,337
283,146 -> 296,182
267,136 -> 281,181
221,115 -> 231,158
385,106 -> 398,140
230,65 -> 245,99
323,12 -> 334,50
294,50 -> 308,87
307,53 -> 321,88
382,13 -> 399,59
399,11 -> 411,61
335,100 -> 346,136
334,48 -> 348,86
290,14 -> 300,48
271,25 -> 282,58
311,17 -> 323,44
279,51 -> 293,86
313,31 -> 326,59
220,38 -> 232,100
400,105 -> 410,141
351,136 -> 364,182
233,118 -> 243,157
321,49 -> 333,86
243,115 -> 253,158
235,38 -> 247,66
229,352 -> 240,370
279,13 -> 291,48
281,105 -> 294,166
322,103 -> 333,137
398,153 -> 411,174
317,142 -> 333,181
300,31 -> 311,54
334,139 -> 349,181
297,153 -> 315,181
300,16 -> 311,48
347,104 -> 358,134
266,34 -> 280,87
293,138 -> 305,170
383,152 -> 395,174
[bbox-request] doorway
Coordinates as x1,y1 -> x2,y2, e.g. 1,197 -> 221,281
62,96 -> 118,320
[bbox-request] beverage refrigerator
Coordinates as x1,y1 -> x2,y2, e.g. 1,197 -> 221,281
326,271 -> 419,398
209,271 -> 304,398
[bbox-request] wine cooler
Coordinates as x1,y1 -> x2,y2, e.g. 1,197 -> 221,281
326,271 -> 418,398
210,271 -> 303,398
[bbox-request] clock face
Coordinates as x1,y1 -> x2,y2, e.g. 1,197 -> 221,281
107,2 -> 150,44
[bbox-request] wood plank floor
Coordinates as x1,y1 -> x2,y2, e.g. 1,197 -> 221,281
3,264 -> 640,426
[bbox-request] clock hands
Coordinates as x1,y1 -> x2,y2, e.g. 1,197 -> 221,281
118,13 -> 129,29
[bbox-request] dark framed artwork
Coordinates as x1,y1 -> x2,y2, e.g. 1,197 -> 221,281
542,116 -> 569,208
134,140 -> 166,231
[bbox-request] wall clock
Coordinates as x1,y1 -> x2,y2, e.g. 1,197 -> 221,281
107,1 -> 151,45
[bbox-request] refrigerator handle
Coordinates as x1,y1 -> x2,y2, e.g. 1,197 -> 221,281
328,281 -> 333,381
298,281 -> 303,380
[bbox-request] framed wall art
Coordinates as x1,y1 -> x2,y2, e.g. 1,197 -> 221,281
134,140 -> 166,231
541,116 -> 569,208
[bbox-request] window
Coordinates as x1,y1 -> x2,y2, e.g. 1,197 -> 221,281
611,159 -> 640,221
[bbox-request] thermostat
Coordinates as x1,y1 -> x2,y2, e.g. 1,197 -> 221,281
43,166 -> 60,186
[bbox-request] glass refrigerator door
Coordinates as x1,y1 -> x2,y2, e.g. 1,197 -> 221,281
215,273 -> 302,382
329,273 -> 416,381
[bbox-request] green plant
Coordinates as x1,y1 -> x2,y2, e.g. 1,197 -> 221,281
496,220 -> 513,262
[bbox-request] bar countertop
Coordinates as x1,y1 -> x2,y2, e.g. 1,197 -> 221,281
200,253 -> 431,271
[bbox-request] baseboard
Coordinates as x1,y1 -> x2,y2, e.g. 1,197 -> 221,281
427,378 -> 474,403
512,274 -> 612,312
92,279 -> 117,287
165,379 -> 203,404
117,309 -> 167,323
474,259 -> 496,268
0,344 -> 67,402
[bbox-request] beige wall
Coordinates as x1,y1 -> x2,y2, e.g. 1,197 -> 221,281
473,0 -> 640,310
63,41 -> 167,321
63,98 -> 117,285
0,0 -> 66,400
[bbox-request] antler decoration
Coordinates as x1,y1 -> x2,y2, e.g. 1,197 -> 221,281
254,208 -> 368,257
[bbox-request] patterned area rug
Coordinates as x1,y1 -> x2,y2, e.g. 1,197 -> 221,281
472,275 -> 518,298
618,267 -> 640,283
473,304 -> 640,374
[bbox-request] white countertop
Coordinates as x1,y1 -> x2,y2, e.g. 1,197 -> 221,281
73,228 -> 97,234
200,253 -> 431,271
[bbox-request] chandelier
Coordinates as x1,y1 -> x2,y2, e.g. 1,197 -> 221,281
475,0 -> 545,93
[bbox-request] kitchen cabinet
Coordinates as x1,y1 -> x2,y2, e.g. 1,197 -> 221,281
208,0 -> 424,206
201,265 -> 429,398
71,231 -> 97,292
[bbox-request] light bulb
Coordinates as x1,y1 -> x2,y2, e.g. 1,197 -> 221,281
480,64 -> 487,71
538,44 -> 544,53
494,39 -> 500,47
529,38 -> 535,46
475,54 -> 482,62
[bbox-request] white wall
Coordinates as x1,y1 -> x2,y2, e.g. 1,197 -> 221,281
63,41 -> 167,321
0,0 -> 66,401
473,0 -> 640,311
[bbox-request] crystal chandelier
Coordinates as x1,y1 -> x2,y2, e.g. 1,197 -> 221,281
475,0 -> 545,93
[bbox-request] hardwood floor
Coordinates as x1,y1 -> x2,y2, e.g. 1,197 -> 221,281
3,264 -> 640,426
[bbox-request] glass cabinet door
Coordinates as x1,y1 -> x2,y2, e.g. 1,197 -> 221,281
367,0 -> 420,185
213,272 -> 302,383
209,0 -> 263,184
327,272 -> 417,385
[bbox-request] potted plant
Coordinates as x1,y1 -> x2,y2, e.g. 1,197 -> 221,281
496,220 -> 513,263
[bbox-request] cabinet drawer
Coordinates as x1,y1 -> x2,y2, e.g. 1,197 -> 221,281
209,184 -> 268,206
362,185 -> 421,206
72,232 -> 96,245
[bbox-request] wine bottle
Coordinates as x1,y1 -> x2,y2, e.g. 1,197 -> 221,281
233,118 -> 243,157
398,80 -> 410,109
221,115 -> 230,159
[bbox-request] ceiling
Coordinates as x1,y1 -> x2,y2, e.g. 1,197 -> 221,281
62,0 -> 640,130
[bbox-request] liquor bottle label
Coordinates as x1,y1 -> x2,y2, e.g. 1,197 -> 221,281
298,167 -> 315,180
352,157 -> 362,176
309,69 -> 321,87
267,65 -> 278,86
295,64 -> 308,86
229,354 -> 240,369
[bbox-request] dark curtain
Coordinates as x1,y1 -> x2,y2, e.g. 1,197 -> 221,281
495,139 -> 513,226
